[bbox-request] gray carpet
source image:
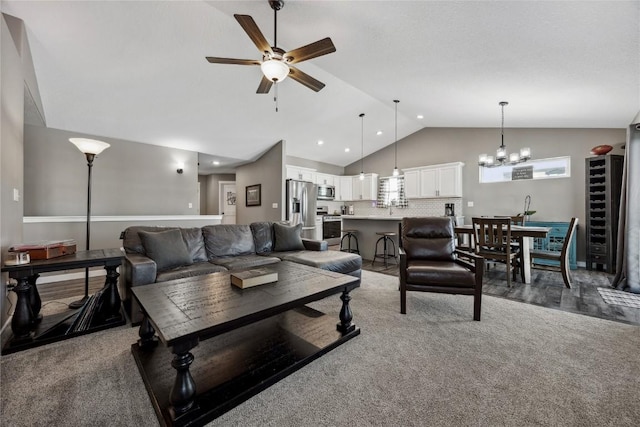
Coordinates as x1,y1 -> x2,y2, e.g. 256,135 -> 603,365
2,270 -> 639,426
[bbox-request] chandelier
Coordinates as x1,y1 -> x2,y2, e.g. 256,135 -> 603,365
478,101 -> 531,167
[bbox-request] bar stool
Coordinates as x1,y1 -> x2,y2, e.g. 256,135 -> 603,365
340,230 -> 360,254
372,231 -> 398,267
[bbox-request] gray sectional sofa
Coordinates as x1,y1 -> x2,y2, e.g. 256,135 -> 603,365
120,221 -> 362,323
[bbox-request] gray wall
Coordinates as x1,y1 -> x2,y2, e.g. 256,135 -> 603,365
286,155 -> 345,175
236,141 -> 285,224
24,125 -> 200,216
1,14 -> 26,330
202,173 -> 236,215
345,127 -> 626,263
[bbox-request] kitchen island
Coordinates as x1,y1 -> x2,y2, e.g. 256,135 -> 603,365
341,215 -> 465,263
341,216 -> 405,262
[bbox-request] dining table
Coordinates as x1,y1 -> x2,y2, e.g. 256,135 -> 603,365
454,224 -> 551,284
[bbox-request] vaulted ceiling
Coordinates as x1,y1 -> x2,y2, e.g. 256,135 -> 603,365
3,1 -> 639,174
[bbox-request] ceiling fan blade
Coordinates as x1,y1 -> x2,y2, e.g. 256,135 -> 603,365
206,57 -> 261,66
234,14 -> 273,56
284,38 -> 336,64
257,76 -> 274,94
289,66 -> 325,92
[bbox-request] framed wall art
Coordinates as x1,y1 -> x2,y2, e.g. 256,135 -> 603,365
246,184 -> 261,207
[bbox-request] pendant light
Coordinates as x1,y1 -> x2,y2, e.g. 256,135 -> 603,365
359,113 -> 365,180
392,100 -> 400,176
478,101 -> 531,167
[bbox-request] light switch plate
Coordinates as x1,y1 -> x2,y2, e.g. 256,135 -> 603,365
467,201 -> 474,207
13,188 -> 19,202
272,203 -> 278,208
188,202 -> 193,208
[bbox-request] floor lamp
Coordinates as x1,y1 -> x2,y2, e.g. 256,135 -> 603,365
68,138 -> 111,309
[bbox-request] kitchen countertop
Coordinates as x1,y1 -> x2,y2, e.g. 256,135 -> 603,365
341,215 -> 406,220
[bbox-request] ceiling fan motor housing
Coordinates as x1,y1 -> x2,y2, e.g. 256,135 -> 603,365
269,0 -> 284,11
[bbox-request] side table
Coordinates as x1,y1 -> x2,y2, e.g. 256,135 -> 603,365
1,248 -> 125,354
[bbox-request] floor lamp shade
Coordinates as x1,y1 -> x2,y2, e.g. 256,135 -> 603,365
68,138 -> 110,309
69,138 -> 111,156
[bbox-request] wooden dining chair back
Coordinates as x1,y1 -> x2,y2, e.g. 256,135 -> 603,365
530,217 -> 579,288
508,215 -> 526,280
472,217 -> 519,287
510,215 -> 526,226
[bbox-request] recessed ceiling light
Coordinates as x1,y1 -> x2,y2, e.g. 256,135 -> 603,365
345,148 -> 350,152
417,114 -> 424,119
376,130 -> 383,136
212,161 -> 220,165
317,140 -> 324,145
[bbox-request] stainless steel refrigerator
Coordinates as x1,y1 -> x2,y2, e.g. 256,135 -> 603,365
285,179 -> 317,239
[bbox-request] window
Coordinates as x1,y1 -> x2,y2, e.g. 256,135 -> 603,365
479,156 -> 571,184
377,176 -> 408,208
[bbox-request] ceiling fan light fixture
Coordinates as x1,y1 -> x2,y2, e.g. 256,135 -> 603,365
261,59 -> 289,82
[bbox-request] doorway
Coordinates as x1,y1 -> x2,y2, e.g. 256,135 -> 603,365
219,181 -> 237,224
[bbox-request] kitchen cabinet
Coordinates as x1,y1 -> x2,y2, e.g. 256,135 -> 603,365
402,162 -> 464,198
337,176 -> 353,201
403,170 -> 420,198
286,165 -> 316,182
352,173 -> 378,200
315,173 -> 335,186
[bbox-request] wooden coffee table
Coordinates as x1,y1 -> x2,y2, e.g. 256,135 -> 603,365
131,261 -> 360,426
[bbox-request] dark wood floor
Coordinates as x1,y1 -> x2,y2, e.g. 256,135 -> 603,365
36,255 -> 640,327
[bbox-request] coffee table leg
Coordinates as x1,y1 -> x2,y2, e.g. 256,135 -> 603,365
27,274 -> 42,324
11,278 -> 34,341
137,312 -> 158,350
169,339 -> 199,420
337,288 -> 356,334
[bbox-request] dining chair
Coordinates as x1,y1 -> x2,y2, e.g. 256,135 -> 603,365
472,217 -> 519,287
508,215 -> 526,280
530,217 -> 579,288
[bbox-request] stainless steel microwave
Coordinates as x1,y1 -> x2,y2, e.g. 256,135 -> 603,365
317,184 -> 335,201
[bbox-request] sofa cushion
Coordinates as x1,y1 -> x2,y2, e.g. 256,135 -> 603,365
155,262 -> 227,282
209,254 -> 280,271
138,229 -> 193,271
250,221 -> 274,254
123,226 -> 178,254
203,224 -> 256,258
283,251 -> 362,275
273,222 -> 305,252
181,227 -> 207,262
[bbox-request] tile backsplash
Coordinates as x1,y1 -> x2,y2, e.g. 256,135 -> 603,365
345,198 -> 463,219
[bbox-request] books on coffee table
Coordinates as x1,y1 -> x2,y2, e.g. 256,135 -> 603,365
230,268 -> 278,289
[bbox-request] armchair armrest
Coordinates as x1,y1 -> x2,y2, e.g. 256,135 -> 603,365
302,238 -> 328,251
122,253 -> 157,287
454,249 -> 484,285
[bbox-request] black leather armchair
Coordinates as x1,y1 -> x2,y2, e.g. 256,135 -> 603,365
399,217 -> 484,321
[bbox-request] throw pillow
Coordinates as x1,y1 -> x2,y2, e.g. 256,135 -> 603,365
273,222 -> 305,252
138,229 -> 193,271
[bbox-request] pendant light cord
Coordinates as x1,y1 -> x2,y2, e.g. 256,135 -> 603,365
500,101 -> 507,149
360,113 -> 365,173
394,100 -> 399,169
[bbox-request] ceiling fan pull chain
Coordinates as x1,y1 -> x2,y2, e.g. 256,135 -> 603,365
275,84 -> 279,112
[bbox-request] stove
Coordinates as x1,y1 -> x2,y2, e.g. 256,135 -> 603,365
317,207 -> 341,244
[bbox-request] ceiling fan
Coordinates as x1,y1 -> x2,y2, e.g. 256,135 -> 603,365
206,0 -> 336,94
